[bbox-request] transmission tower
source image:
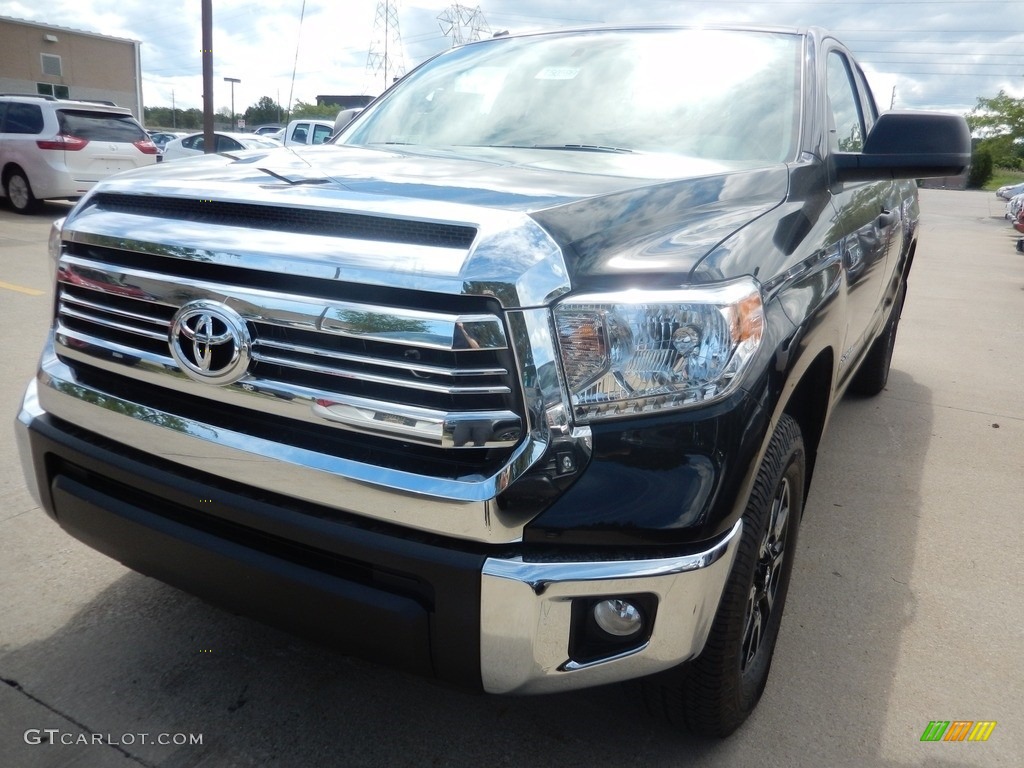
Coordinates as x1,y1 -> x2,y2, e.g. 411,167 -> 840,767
437,4 -> 491,47
366,0 -> 407,92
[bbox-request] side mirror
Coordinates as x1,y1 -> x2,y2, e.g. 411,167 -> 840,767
833,111 -> 971,182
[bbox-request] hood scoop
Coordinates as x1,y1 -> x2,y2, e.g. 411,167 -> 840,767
87,192 -> 478,249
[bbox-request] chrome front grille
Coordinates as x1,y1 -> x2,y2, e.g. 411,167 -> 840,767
54,248 -> 525,471
37,188 -> 581,540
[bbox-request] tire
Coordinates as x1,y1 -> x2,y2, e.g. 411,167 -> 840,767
4,168 -> 41,214
849,280 -> 907,396
642,414 -> 805,737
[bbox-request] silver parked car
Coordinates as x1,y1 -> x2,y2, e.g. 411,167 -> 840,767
996,181 -> 1024,199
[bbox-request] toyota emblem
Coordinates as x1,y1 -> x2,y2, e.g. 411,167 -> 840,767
169,301 -> 251,385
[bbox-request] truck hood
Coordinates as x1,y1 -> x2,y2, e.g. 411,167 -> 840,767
73,144 -> 790,306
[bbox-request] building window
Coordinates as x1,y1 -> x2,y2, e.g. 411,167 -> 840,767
41,53 -> 62,77
37,83 -> 70,99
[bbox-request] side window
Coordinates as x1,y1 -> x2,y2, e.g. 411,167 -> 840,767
851,66 -> 879,133
0,103 -> 7,132
826,51 -> 864,152
291,124 -> 309,143
4,103 -> 45,134
217,136 -> 242,152
312,124 -> 332,144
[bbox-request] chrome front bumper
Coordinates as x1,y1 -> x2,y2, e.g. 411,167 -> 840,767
19,360 -> 742,695
479,520 -> 741,694
21,342 -> 579,545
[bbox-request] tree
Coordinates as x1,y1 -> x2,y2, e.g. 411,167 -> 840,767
143,105 -> 201,130
967,90 -> 1024,140
290,99 -> 339,120
976,134 -> 1020,170
967,90 -> 1024,170
245,96 -> 283,127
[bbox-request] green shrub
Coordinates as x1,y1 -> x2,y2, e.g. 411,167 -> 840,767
967,146 -> 994,189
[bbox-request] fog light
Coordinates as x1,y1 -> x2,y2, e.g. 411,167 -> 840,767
592,599 -> 643,638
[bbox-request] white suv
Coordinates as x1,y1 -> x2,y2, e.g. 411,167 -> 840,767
0,95 -> 158,214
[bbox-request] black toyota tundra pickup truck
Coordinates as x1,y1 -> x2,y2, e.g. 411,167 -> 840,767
15,26 -> 969,736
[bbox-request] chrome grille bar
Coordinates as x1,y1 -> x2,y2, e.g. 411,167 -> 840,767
319,306 -> 507,350
58,303 -> 170,342
56,326 -> 177,369
251,349 -> 511,396
57,255 -> 508,349
59,291 -> 171,327
253,337 -> 508,377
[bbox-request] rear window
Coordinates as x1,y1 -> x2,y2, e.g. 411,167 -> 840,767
57,110 -> 147,143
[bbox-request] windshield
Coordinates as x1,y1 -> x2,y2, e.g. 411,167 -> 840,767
343,29 -> 802,164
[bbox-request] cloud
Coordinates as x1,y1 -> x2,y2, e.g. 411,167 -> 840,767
5,0 -> 1022,115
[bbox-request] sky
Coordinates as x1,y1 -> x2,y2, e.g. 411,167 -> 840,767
2,0 -> 1024,118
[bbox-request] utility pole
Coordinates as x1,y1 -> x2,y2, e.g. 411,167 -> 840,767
224,77 -> 240,130
202,0 -> 214,152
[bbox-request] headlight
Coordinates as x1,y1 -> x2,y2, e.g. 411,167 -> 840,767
554,277 -> 764,422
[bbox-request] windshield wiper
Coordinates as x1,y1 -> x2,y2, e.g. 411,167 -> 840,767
539,144 -> 633,153
369,141 -> 635,154
487,143 -> 634,154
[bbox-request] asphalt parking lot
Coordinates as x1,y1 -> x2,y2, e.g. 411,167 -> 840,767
0,189 -> 1021,768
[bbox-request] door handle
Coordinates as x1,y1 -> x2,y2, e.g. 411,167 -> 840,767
877,209 -> 897,228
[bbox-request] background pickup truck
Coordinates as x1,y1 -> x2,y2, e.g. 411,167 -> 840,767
278,117 -> 335,146
16,25 -> 970,737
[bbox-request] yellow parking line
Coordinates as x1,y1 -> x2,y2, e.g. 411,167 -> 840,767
0,280 -> 45,296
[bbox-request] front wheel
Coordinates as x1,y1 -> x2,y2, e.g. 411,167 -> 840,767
4,168 -> 41,214
642,414 -> 805,737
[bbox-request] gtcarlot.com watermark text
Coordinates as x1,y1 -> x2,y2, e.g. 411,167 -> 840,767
24,729 -> 203,746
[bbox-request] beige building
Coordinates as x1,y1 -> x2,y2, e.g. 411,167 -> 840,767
0,16 -> 143,119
